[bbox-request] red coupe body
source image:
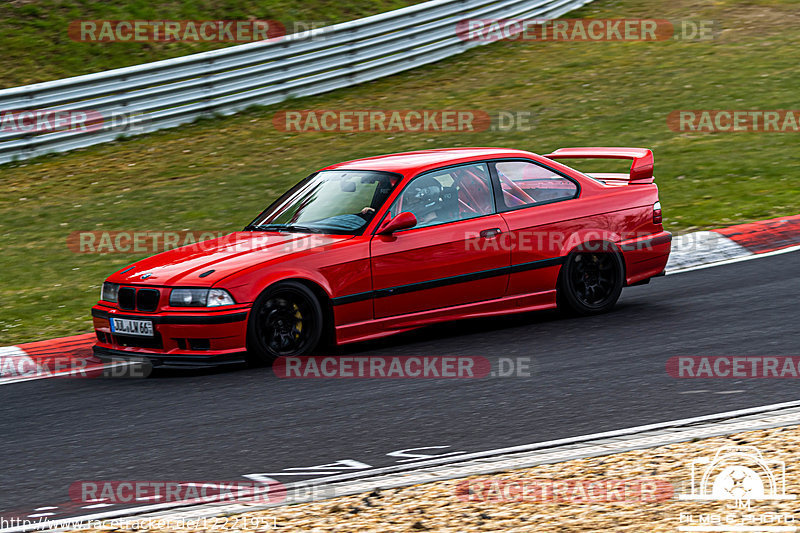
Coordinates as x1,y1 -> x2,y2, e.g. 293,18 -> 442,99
92,147 -> 671,367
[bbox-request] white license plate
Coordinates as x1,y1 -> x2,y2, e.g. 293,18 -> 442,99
110,317 -> 154,337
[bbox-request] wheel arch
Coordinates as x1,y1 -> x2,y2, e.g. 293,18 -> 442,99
557,238 -> 627,287
250,274 -> 336,348
283,278 -> 336,347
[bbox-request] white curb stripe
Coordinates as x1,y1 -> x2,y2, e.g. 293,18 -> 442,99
667,242 -> 800,275
665,231 -> 753,272
0,361 -> 139,386
0,346 -> 40,379
0,344 -> 138,385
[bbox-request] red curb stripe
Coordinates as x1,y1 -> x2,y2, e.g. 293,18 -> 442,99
22,342 -> 94,354
714,214 -> 800,254
16,333 -> 95,351
15,333 -> 95,361
22,343 -> 94,355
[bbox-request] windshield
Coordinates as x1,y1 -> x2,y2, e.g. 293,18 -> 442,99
246,170 -> 402,235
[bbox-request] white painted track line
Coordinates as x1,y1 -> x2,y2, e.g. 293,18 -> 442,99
667,242 -> 800,275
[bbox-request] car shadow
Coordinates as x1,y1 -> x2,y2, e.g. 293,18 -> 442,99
143,298 -> 656,378
314,308 -> 567,356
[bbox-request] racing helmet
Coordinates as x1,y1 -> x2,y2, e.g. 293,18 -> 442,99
403,176 -> 442,219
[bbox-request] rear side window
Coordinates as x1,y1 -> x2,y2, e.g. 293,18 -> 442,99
492,161 -> 578,210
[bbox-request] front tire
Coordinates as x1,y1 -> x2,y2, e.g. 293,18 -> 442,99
247,281 -> 323,364
557,250 -> 624,315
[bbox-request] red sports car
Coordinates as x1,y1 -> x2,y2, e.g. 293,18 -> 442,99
92,147 -> 671,367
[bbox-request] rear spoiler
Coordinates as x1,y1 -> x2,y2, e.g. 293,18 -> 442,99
544,147 -> 654,184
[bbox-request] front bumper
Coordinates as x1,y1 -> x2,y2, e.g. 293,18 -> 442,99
93,346 -> 247,369
91,304 -> 250,366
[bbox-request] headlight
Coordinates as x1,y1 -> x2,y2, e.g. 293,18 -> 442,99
170,288 -> 209,306
169,288 -> 236,307
101,282 -> 120,302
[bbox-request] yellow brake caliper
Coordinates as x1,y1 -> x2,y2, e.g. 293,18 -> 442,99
293,304 -> 303,338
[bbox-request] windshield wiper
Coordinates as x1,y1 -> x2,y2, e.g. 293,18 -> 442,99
244,224 -> 324,233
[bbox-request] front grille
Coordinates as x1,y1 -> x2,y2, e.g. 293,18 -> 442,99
112,332 -> 164,350
137,289 -> 160,312
117,287 -> 161,311
118,287 -> 136,310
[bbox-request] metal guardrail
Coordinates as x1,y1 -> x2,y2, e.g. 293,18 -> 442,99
0,0 -> 593,164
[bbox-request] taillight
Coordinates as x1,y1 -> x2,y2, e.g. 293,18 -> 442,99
653,201 -> 662,224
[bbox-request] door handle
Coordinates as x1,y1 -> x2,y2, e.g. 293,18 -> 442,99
480,228 -> 502,238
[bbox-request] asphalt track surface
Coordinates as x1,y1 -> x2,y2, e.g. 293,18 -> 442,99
1,249 -> 799,518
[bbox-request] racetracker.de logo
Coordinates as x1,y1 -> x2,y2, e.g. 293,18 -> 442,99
668,110 -> 800,132
69,20 -> 285,42
1,109 -> 103,134
464,230 -> 667,253
68,231 -> 227,254
69,480 -> 286,504
273,356 -> 499,379
0,352 -> 150,380
2,110 -> 148,135
67,231 -> 338,254
0,354 -> 94,379
667,356 -> 800,378
455,19 -> 714,42
273,109 -> 540,133
455,477 -> 674,503
273,109 -> 492,133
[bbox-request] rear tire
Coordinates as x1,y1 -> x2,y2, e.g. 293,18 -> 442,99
557,250 -> 624,315
247,281 -> 323,364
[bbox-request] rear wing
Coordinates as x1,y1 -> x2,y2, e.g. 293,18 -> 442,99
544,147 -> 654,184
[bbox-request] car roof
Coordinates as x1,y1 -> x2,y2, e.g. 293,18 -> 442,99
320,147 -> 541,176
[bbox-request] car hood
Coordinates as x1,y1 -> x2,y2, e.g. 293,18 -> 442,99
108,231 -> 353,286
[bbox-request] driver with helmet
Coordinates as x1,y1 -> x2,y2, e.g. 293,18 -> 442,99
400,176 -> 443,226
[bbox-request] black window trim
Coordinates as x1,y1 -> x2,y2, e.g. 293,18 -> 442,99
372,161 -> 499,235
488,158 -> 581,213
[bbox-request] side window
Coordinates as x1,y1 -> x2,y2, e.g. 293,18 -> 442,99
493,161 -> 578,210
388,163 -> 494,229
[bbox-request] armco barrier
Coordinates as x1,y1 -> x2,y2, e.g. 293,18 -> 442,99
0,0 -> 594,164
